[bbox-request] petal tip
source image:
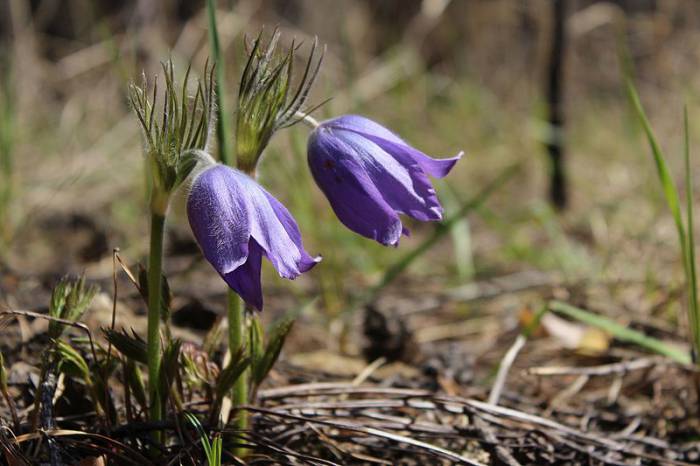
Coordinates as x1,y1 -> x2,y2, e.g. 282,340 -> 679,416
431,151 -> 463,178
299,254 -> 322,274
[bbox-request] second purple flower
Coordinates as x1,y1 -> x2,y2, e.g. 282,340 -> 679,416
187,164 -> 320,310
307,115 -> 462,246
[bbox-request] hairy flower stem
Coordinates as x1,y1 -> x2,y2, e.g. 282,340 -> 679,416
227,290 -> 248,454
207,0 -> 233,166
147,211 -> 165,427
295,111 -> 320,129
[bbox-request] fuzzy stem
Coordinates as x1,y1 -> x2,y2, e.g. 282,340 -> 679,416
206,0 -> 249,454
295,111 -> 320,129
227,290 -> 249,455
147,211 -> 165,425
206,0 -> 234,166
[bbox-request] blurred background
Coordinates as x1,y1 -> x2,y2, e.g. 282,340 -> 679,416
1,0 -> 699,345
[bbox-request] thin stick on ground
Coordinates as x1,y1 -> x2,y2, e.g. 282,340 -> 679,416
488,334 -> 526,405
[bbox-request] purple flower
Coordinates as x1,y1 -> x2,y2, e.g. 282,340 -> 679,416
307,115 -> 462,246
187,164 -> 320,310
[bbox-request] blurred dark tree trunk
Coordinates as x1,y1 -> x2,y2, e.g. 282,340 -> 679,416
546,0 -> 567,210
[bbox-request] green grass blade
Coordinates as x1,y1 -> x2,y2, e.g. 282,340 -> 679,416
206,0 -> 234,166
367,163 -> 520,300
0,50 -> 14,248
549,301 -> 691,364
213,435 -> 223,466
626,73 -> 700,360
439,180 -> 475,281
185,412 -> 217,465
625,78 -> 687,257
684,107 -> 700,353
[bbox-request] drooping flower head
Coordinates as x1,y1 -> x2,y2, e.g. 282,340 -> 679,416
307,115 -> 462,246
235,30 -> 324,173
187,163 -> 320,310
129,61 -> 215,214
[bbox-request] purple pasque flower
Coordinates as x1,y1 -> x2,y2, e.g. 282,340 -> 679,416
307,115 -> 462,246
187,164 -> 320,310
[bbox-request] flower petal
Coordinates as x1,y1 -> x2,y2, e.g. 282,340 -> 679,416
187,165 -> 251,275
329,114 -> 462,179
262,190 -> 322,274
308,129 -> 403,246
371,137 -> 462,179
188,164 -> 317,310
234,173 -> 315,279
333,129 -> 444,222
328,114 -> 406,145
222,238 -> 264,311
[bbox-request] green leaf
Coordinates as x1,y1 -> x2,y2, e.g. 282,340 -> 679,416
549,301 -> 691,364
92,357 -> 119,424
625,73 -> 700,358
215,351 -> 250,402
253,317 -> 294,386
248,317 -> 264,381
56,340 -> 90,380
684,108 -> 700,352
159,338 -> 182,398
625,79 -> 686,256
125,360 -> 147,409
185,412 -> 221,466
48,275 -> 98,339
49,280 -> 69,320
210,349 -> 250,422
104,328 -> 148,365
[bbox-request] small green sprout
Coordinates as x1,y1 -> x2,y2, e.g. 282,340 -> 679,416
185,412 -> 223,466
48,275 -> 98,340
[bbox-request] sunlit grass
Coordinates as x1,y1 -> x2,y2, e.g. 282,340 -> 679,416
626,75 -> 700,361
0,52 -> 14,250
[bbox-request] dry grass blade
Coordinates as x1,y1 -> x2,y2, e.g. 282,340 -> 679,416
241,431 -> 342,466
12,429 -> 152,465
0,310 -> 98,364
247,406 -> 487,465
254,382 -> 697,464
527,356 -> 670,376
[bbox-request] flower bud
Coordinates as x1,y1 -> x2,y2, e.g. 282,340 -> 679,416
235,30 -> 324,173
129,61 -> 216,214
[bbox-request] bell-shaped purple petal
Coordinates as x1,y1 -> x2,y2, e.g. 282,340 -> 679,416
186,166 -> 251,275
307,115 -> 462,245
329,115 -> 462,178
187,164 -> 320,310
222,238 -> 264,311
308,130 -> 403,246
262,191 -> 323,272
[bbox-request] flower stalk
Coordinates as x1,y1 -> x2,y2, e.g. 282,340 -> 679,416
129,60 -> 214,427
227,290 -> 248,432
295,110 -> 320,129
146,211 -> 165,423
201,18 -> 324,454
